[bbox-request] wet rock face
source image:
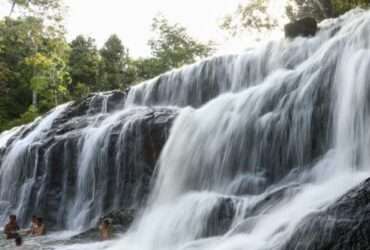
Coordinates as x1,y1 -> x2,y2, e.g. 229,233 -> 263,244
285,17 -> 318,39
0,90 -> 177,229
100,208 -> 135,228
202,197 -> 237,237
201,178 -> 370,247
69,208 -> 136,243
201,183 -> 302,238
283,178 -> 370,250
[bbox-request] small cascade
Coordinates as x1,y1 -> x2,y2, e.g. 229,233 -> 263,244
0,104 -> 70,225
0,92 -> 176,229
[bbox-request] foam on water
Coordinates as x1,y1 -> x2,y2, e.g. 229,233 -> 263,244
0,126 -> 23,150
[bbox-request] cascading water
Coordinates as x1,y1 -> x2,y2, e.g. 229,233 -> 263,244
0,91 -> 176,231
0,104 -> 70,225
1,8 -> 370,250
66,106 -> 176,230
110,9 -> 370,250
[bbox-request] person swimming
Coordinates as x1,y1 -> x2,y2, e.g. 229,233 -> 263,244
26,215 -> 38,236
34,217 -> 46,236
4,214 -> 20,239
99,219 -> 112,241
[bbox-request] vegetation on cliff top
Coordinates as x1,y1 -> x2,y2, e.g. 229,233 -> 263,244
221,0 -> 370,36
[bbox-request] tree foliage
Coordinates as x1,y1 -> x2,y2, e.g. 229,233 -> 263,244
286,0 -> 333,21
148,15 -> 214,71
0,15 -> 69,131
222,0 -> 370,36
68,35 -> 100,97
0,6 -> 215,132
221,0 -> 279,36
7,0 -> 65,34
331,0 -> 370,16
7,0 -> 63,17
25,52 -> 70,107
99,34 -> 131,90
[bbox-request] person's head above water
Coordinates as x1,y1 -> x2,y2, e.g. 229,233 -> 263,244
31,215 -> 37,223
102,219 -> 111,228
9,214 -> 17,223
37,217 -> 43,226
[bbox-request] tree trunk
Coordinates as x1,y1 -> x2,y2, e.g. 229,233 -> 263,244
54,90 -> 58,106
314,0 -> 334,18
8,0 -> 16,17
32,91 -> 37,107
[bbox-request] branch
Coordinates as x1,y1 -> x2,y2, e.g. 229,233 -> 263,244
9,0 -> 16,17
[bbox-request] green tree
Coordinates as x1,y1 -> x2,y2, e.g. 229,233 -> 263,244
0,17 -> 44,121
130,57 -> 166,82
99,34 -> 131,90
6,0 -> 65,36
286,0 -> 333,21
331,0 -> 369,16
68,35 -> 100,98
7,0 -> 63,18
221,0 -> 279,36
25,52 -> 70,109
287,0 -> 370,21
148,15 -> 214,72
222,0 -> 370,37
0,16 -> 69,131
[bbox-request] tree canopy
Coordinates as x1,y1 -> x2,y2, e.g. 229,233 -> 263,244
0,15 -> 69,129
221,0 -> 279,36
99,34 -> 131,90
0,8 -> 214,132
68,35 -> 100,97
221,0 -> 370,36
148,15 -> 214,70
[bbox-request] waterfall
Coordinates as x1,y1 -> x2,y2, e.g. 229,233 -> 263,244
110,9 -> 370,250
0,91 -> 176,229
1,8 -> 370,250
0,104 -> 70,225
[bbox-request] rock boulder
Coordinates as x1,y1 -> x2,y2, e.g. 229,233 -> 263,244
285,17 -> 318,39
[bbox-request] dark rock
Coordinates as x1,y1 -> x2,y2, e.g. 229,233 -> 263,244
201,178 -> 370,248
247,183 -> 301,217
59,90 -> 127,120
68,208 -> 135,244
67,228 -> 101,243
201,182 -> 303,238
42,107 -> 177,229
202,197 -> 238,237
285,17 -> 318,39
0,90 -> 177,229
100,208 -> 135,228
283,178 -> 370,250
